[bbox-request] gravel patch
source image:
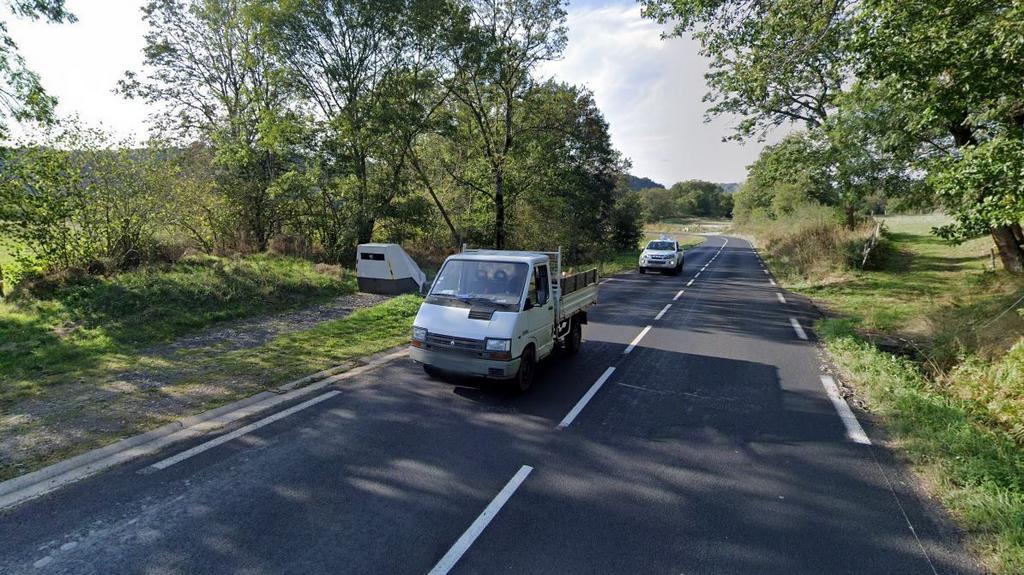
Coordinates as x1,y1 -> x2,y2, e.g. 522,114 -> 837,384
1,292 -> 390,478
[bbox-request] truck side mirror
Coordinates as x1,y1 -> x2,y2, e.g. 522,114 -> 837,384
523,299 -> 534,311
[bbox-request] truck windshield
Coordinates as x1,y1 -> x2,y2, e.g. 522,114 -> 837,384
428,260 -> 528,309
647,241 -> 675,250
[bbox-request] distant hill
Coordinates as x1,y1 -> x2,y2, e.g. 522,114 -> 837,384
718,182 -> 740,194
625,175 -> 665,190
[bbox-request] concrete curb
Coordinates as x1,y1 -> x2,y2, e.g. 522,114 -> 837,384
0,347 -> 409,512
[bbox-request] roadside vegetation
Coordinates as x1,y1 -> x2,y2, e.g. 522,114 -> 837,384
0,254 -> 356,406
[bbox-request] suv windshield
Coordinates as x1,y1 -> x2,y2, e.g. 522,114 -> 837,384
647,241 -> 676,251
427,259 -> 528,310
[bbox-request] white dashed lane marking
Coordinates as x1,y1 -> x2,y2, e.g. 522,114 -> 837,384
428,465 -> 534,575
558,367 -> 617,428
151,391 -> 341,470
820,376 -> 871,445
623,326 -> 652,355
789,318 -> 808,340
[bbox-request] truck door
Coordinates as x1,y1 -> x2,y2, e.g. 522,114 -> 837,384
524,263 -> 555,359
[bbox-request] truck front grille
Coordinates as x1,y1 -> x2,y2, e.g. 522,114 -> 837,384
426,333 -> 485,354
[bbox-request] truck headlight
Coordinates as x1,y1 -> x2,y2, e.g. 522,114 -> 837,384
667,259 -> 675,266
412,326 -> 428,341
485,338 -> 511,352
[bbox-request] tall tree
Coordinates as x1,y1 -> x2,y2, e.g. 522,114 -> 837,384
854,0 -> 1024,271
0,0 -> 75,138
121,0 -> 292,251
443,0 -> 567,249
641,0 -> 852,140
261,0 -> 452,257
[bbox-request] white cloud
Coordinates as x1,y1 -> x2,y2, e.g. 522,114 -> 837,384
541,1 -> 776,185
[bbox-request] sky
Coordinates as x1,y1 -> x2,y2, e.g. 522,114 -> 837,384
5,0 -> 775,185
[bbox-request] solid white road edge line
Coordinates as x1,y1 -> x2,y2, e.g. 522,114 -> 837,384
673,289 -> 684,301
819,376 -> 871,445
427,465 -> 534,575
789,318 -> 808,340
776,293 -> 787,304
151,391 -> 341,470
654,304 -> 672,320
623,326 -> 652,355
558,367 -> 617,429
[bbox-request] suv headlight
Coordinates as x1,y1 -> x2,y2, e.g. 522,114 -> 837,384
485,338 -> 511,352
667,258 -> 675,266
412,326 -> 428,341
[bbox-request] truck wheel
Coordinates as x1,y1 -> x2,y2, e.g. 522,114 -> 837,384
565,318 -> 582,355
513,347 -> 536,392
423,365 -> 444,380
638,267 -> 646,274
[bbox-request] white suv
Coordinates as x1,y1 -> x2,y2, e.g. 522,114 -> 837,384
638,239 -> 684,275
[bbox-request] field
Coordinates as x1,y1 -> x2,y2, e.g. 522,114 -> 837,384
781,214 -> 1024,574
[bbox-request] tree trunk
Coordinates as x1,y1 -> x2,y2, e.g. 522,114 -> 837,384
410,150 -> 460,247
991,225 -> 1024,272
844,204 -> 857,230
494,170 -> 506,250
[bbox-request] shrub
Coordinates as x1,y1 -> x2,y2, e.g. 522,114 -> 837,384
742,203 -> 876,280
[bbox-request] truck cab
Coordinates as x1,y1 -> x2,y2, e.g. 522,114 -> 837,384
409,249 -> 598,391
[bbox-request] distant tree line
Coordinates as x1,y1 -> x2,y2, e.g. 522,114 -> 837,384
636,180 -> 733,222
644,0 -> 1024,272
0,0 -> 645,288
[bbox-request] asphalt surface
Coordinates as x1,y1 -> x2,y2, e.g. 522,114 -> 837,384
0,236 -> 981,575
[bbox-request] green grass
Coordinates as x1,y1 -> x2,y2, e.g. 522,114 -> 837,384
798,215 -> 1023,362
823,322 -> 1024,574
755,213 -> 1024,573
192,294 -> 422,389
0,294 -> 421,482
0,254 -> 357,406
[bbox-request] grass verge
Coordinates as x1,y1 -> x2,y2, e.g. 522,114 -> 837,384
0,254 -> 356,406
822,320 -> 1024,573
188,294 -> 422,390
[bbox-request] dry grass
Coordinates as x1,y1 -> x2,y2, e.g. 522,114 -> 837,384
737,204 -> 876,282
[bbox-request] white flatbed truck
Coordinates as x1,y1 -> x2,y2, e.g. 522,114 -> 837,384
409,248 -> 598,391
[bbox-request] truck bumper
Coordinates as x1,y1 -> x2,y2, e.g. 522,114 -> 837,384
409,346 -> 521,379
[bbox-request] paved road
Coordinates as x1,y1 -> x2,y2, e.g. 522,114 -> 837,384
0,237 -> 980,575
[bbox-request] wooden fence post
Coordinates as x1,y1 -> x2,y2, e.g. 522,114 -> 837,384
861,222 -> 881,268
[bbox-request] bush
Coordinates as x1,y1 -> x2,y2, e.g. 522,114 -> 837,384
741,203 -> 876,280
944,340 -> 1024,444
